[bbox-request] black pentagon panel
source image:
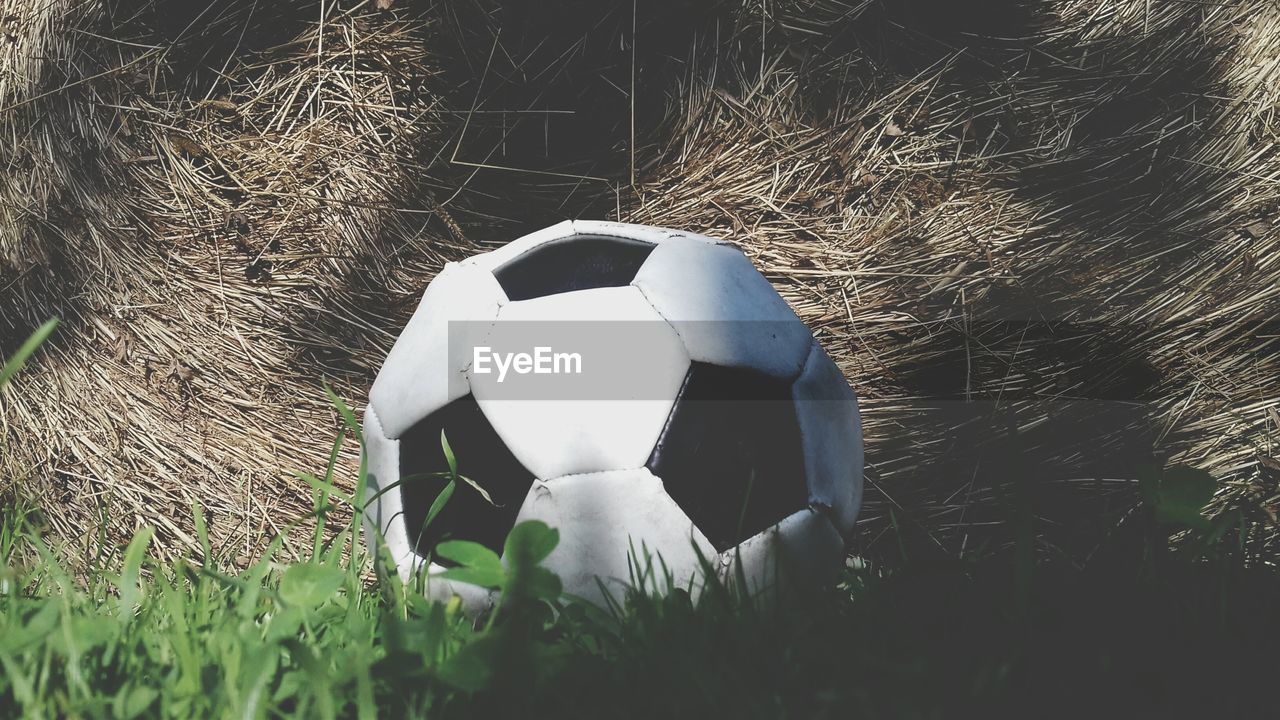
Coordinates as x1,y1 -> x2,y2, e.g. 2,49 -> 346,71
399,395 -> 535,559
493,234 -> 656,301
646,362 -> 808,552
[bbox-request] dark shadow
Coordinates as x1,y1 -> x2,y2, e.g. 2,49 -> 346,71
423,0 -> 730,241
110,0 -> 317,96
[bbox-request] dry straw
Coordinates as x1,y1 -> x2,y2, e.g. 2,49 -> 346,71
2,0 -> 454,562
1,0 -> 1278,565
622,0 -> 1280,558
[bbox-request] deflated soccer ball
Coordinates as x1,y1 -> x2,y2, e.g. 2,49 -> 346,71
362,220 -> 863,609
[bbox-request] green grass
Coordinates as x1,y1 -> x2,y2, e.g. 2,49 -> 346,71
4,491 -> 1280,719
5,325 -> 1280,719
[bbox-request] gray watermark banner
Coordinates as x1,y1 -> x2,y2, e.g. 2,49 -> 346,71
445,317 -> 1220,403
449,320 -> 803,401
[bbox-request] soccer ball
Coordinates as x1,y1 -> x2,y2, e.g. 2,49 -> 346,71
362,220 -> 863,609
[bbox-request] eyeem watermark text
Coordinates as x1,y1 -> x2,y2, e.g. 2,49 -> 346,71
472,346 -> 583,383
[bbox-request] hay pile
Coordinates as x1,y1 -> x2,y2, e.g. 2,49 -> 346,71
2,0 -> 1278,564
619,0 -> 1280,558
1,0 -> 455,560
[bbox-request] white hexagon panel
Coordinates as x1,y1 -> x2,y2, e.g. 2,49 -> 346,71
368,261 -> 505,439
514,468 -> 717,607
632,237 -> 813,380
471,286 -> 690,480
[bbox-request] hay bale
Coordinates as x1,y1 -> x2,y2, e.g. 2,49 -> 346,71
618,0 -> 1280,558
2,0 -> 1277,565
1,1 -> 454,562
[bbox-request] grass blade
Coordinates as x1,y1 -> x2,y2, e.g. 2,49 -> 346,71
117,527 -> 154,619
0,318 -> 58,391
